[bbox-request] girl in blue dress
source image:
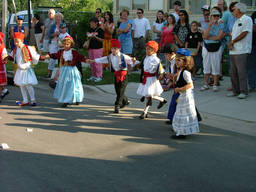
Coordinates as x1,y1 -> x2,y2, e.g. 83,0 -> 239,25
45,36 -> 86,107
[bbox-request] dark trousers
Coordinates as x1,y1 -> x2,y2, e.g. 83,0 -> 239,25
114,75 -> 128,107
132,37 -> 146,59
230,54 -> 248,94
247,45 -> 256,89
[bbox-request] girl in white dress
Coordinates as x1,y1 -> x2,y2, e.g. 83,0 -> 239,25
10,32 -> 41,106
171,49 -> 200,138
137,41 -> 167,119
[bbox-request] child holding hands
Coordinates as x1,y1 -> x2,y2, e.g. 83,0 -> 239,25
88,39 -> 136,113
171,48 -> 200,138
137,41 -> 167,119
0,32 -> 9,102
45,36 -> 86,107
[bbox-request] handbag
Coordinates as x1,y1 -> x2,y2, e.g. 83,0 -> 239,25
83,39 -> 90,49
204,41 -> 221,52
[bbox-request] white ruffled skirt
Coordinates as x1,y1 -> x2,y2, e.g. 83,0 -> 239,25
14,68 -> 38,86
137,76 -> 163,97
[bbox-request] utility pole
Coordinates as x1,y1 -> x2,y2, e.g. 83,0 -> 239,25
28,0 -> 32,38
2,0 -> 8,44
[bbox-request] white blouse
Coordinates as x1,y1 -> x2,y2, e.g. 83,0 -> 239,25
63,49 -> 73,61
143,54 -> 163,73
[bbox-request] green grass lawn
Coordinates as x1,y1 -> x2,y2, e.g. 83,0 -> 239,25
6,55 -> 140,85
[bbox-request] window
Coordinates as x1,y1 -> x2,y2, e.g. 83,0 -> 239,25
132,0 -> 146,9
149,0 -> 163,10
240,0 -> 252,6
190,0 -> 207,14
118,0 -> 131,10
169,0 -> 185,9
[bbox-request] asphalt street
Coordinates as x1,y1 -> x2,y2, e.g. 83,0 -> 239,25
0,81 -> 256,192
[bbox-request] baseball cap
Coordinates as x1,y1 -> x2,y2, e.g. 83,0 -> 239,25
60,23 -> 67,28
201,5 -> 210,11
17,15 -> 23,20
211,9 -> 221,16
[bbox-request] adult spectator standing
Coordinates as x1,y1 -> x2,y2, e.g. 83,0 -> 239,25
87,17 -> 104,82
247,10 -> 256,92
10,16 -> 28,50
173,10 -> 190,48
47,12 -> 64,78
200,9 -> 224,92
96,8 -> 104,29
200,5 -> 210,32
160,14 -> 175,50
227,3 -> 252,99
117,9 -> 133,55
170,1 -> 181,23
152,10 -> 164,45
41,9 -> 55,52
132,8 -> 151,59
32,14 -> 44,53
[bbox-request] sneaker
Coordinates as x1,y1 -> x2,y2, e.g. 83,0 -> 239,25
213,85 -> 218,92
237,93 -> 247,99
0,90 -> 9,99
87,76 -> 95,81
30,102 -> 37,106
200,85 -> 209,91
94,77 -> 102,82
226,92 -> 238,97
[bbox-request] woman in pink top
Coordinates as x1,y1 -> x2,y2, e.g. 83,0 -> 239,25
160,14 -> 176,49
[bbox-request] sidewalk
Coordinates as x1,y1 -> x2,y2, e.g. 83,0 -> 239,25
86,76 -> 256,136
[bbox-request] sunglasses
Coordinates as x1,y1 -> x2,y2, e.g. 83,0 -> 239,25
96,11 -> 100,14
231,9 -> 235,12
137,12 -> 142,14
213,15 -> 220,17
179,14 -> 184,16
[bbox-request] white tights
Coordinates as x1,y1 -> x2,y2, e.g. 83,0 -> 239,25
20,85 -> 35,103
143,96 -> 164,114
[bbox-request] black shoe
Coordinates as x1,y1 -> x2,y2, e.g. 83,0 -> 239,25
140,96 -> 145,102
157,99 -> 167,109
61,103 -> 68,108
75,102 -> 79,105
120,101 -> 130,109
165,120 -> 172,125
1,90 -> 9,99
139,112 -> 148,119
219,76 -> 224,81
114,106 -> 119,113
170,135 -> 186,139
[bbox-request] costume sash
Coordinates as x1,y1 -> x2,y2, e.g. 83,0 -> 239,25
114,70 -> 127,83
142,72 -> 156,85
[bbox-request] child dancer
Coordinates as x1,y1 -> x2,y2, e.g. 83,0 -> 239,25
0,32 -> 9,102
88,39 -> 135,113
171,48 -> 200,139
137,41 -> 167,119
9,32 -> 41,106
45,36 -> 86,107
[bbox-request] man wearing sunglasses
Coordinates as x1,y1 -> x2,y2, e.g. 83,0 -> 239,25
132,8 -> 151,59
227,3 -> 253,99
200,5 -> 210,33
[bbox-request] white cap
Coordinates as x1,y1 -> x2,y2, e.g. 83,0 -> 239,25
235,3 -> 247,13
202,5 -> 210,11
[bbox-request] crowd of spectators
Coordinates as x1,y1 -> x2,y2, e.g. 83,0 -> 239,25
10,1 -> 255,98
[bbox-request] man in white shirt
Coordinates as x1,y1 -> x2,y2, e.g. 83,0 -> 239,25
227,3 -> 253,99
132,8 -> 151,59
170,1 -> 181,23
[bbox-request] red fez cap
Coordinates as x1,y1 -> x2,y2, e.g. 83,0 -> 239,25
62,35 -> 74,46
0,32 -> 4,42
111,39 -> 121,49
14,32 -> 25,41
145,41 -> 159,52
